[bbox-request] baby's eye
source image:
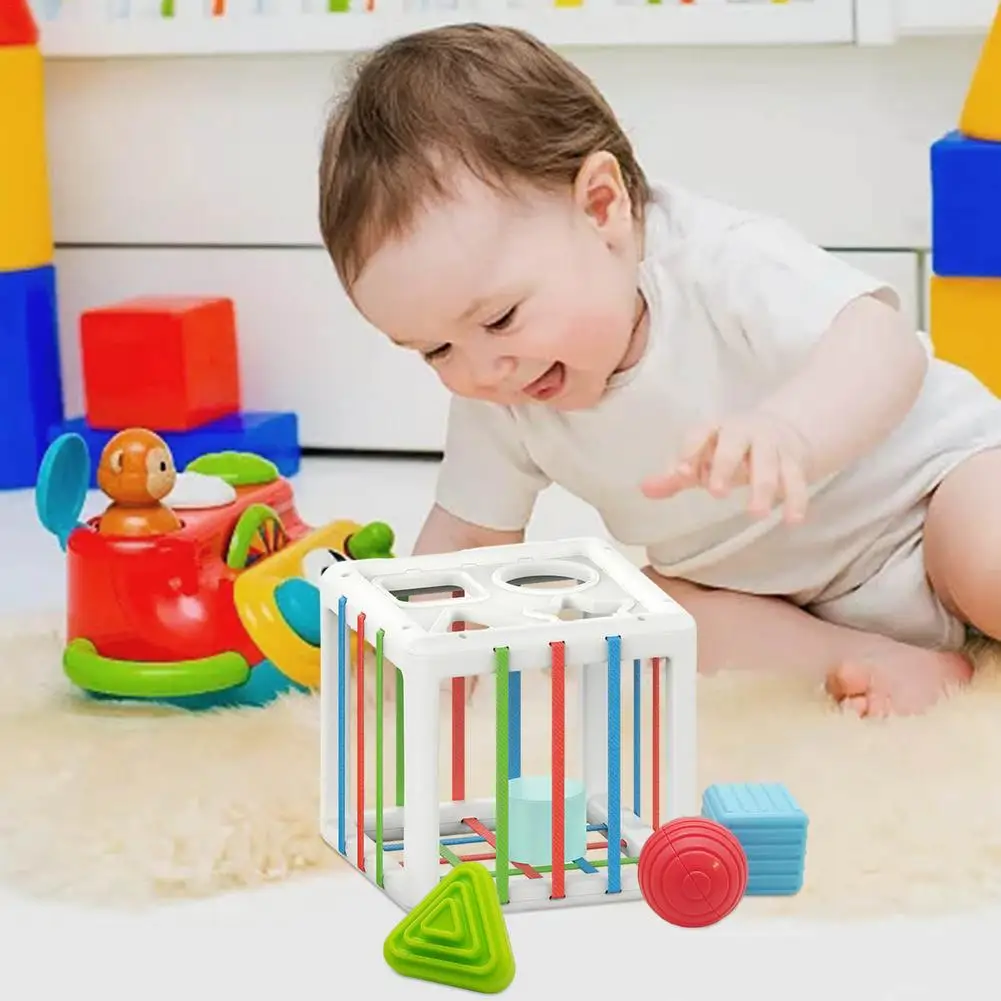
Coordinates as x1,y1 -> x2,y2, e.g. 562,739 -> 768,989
485,306 -> 517,332
423,344 -> 451,362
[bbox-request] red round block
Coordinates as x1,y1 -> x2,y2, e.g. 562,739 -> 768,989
638,817 -> 748,928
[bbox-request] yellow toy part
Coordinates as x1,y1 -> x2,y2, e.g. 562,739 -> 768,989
0,45 -> 54,271
929,275 -> 1001,396
234,519 -> 362,689
960,3 -> 1001,141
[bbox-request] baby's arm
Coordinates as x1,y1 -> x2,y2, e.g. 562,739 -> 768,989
758,292 -> 928,483
413,503 -> 525,556
415,395 -> 550,555
646,217 -> 929,519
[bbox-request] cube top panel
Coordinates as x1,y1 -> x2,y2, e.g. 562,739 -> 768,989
320,537 -> 693,669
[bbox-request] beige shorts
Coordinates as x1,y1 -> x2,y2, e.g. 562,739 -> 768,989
808,530 -> 965,652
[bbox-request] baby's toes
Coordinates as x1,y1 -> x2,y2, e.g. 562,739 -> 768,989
837,693 -> 870,717
824,660 -> 872,703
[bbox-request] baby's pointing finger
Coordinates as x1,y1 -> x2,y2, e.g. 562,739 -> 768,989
640,464 -> 699,499
707,426 -> 750,497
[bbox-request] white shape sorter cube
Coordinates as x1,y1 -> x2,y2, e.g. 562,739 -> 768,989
318,536 -> 697,914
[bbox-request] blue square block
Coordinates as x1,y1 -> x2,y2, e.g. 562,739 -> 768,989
702,782 -> 808,897
0,265 -> 65,491
48,411 -> 300,488
931,130 -> 1001,278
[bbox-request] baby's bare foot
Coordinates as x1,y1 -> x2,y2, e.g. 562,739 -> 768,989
825,646 -> 972,717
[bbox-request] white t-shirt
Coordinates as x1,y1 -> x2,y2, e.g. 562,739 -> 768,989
435,182 -> 1001,608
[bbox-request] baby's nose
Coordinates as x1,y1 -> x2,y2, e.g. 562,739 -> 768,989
471,353 -> 516,389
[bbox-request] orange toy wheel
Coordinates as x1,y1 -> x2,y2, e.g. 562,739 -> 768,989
226,503 -> 289,570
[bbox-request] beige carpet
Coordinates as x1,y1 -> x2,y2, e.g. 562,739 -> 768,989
2,612 -> 1001,919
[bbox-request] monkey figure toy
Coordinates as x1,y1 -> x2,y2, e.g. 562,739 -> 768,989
96,428 -> 183,537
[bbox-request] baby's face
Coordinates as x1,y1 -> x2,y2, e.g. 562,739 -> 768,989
351,160 -> 646,411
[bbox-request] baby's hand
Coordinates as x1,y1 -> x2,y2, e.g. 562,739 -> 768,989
641,411 -> 811,523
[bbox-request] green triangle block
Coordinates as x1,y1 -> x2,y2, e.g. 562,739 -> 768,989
420,897 -> 464,945
384,863 -> 516,994
401,884 -> 483,966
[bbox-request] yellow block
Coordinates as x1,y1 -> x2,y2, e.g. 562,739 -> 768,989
930,275 -> 1001,396
960,3 -> 1001,141
0,44 -> 54,272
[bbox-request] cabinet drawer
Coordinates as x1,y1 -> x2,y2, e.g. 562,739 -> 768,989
53,246 -> 452,452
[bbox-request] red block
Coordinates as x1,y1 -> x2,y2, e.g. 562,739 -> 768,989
0,0 -> 38,46
81,296 -> 242,432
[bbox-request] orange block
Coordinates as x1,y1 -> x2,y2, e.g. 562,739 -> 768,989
929,276 -> 1001,396
80,296 -> 242,432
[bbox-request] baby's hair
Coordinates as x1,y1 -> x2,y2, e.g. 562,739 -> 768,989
318,23 -> 650,290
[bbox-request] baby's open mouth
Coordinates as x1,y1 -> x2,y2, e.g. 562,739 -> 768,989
524,362 -> 566,401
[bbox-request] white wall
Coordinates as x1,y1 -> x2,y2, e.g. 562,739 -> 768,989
44,35 -> 982,451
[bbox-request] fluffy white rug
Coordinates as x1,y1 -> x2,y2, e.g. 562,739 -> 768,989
1,613 -> 999,919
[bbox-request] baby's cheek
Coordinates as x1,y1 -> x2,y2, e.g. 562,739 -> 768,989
439,369 -> 465,394
568,310 -> 624,366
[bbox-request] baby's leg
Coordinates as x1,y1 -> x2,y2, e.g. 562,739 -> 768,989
644,568 -> 970,716
925,448 -> 1001,638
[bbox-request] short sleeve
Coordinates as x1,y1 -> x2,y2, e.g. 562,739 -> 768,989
435,396 -> 551,532
700,218 -> 901,369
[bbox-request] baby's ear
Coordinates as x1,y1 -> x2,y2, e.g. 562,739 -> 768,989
574,151 -> 632,232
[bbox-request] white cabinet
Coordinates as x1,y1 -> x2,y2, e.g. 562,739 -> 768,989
45,40 -> 976,252
38,5 -> 965,454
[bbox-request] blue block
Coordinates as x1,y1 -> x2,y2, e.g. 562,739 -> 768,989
702,782 -> 808,897
0,266 -> 65,491
931,130 -> 1001,277
48,411 -> 300,488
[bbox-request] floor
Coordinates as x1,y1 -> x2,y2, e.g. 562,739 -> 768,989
0,455 -> 995,999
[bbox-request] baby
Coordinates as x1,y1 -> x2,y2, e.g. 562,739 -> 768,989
318,24 -> 1001,717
